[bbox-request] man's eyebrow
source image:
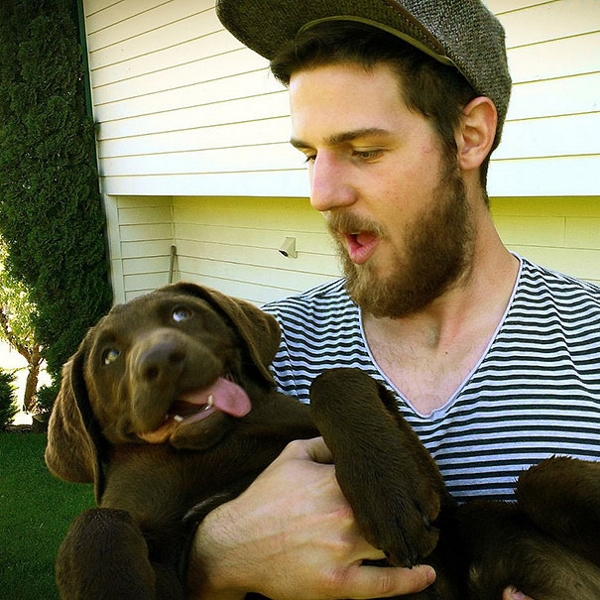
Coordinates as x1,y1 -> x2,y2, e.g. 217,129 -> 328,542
290,127 -> 391,149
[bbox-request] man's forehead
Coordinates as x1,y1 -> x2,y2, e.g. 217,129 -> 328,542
288,64 -> 411,144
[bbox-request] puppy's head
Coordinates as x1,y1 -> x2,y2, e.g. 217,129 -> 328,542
45,282 -> 281,494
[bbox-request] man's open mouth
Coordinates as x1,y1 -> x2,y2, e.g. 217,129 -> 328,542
344,231 -> 380,265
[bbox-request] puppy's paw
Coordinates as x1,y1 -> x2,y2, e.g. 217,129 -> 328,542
339,467 -> 442,567
310,368 -> 448,567
369,494 -> 440,566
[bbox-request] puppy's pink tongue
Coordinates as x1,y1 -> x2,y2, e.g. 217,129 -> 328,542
181,377 -> 251,417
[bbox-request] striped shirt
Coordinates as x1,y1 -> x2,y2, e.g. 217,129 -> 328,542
263,257 -> 600,502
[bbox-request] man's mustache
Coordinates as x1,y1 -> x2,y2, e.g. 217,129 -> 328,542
326,213 -> 385,238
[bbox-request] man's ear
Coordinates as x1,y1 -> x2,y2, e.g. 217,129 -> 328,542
456,96 -> 498,172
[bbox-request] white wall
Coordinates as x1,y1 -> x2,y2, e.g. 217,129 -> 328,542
486,0 -> 600,196
173,195 -> 338,304
103,195 -> 176,301
84,0 -> 600,199
81,0 -> 600,302
107,193 -> 599,305
85,0 -> 306,198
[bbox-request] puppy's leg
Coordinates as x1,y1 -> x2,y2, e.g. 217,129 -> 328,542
459,500 -> 600,600
310,368 -> 452,568
56,508 -> 182,599
516,456 -> 600,566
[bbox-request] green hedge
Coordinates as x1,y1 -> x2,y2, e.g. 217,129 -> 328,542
0,368 -> 18,430
0,0 -> 112,392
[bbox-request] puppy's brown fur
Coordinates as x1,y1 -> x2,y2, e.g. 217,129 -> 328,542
46,282 -> 600,599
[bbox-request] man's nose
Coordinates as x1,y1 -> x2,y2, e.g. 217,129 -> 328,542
309,152 -> 356,213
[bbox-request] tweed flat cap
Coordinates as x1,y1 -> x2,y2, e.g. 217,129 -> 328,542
216,0 -> 511,140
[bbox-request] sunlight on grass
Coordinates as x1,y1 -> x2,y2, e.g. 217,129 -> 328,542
0,433 -> 94,599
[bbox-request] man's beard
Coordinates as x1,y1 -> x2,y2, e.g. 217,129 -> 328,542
328,159 -> 475,319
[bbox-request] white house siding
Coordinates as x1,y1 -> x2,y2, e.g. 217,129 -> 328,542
85,0 -> 305,198
492,196 -> 600,286
172,195 -> 339,305
487,0 -> 600,196
104,195 -> 176,302
101,191 -> 600,305
81,0 -> 600,303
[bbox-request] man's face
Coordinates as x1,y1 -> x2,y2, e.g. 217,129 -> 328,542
289,62 -> 474,318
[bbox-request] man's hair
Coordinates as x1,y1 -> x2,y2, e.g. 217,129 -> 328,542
271,22 -> 493,194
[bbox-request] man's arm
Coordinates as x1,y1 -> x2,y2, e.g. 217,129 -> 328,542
187,437 -> 436,599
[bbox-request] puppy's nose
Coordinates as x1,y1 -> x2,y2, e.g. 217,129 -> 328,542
139,341 -> 186,383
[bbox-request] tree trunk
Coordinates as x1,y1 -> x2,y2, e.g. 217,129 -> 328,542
23,347 -> 41,412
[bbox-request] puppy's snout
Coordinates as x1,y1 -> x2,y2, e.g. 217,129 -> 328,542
139,341 -> 186,383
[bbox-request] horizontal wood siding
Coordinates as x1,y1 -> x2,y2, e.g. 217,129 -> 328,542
107,193 -> 598,303
172,196 -> 339,304
83,0 -> 600,198
104,195 -> 176,301
492,196 -> 600,285
84,0 -> 305,197
112,194 -> 597,307
86,1 -> 599,302
487,0 -> 600,196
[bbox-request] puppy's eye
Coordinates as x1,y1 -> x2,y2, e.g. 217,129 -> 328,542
172,306 -> 193,323
102,348 -> 121,365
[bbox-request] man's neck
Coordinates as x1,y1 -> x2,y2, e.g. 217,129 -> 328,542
362,239 -> 520,414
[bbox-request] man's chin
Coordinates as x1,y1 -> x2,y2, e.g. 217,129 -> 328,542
344,267 -> 437,320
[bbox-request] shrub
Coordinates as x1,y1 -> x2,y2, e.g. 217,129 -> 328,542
0,368 -> 18,429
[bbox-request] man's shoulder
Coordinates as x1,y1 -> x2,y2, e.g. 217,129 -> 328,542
262,278 -> 355,319
515,259 -> 600,344
519,257 -> 600,306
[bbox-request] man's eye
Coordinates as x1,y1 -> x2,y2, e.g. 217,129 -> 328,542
353,149 -> 383,161
172,307 -> 193,323
102,348 -> 121,365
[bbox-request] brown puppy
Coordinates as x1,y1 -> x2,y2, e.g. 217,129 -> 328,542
46,282 -> 600,599
45,282 -> 320,598
312,371 -> 600,600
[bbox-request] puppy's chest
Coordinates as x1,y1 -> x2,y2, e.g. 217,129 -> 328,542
101,438 -> 283,526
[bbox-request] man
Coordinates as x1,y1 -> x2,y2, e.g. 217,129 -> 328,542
187,1 -> 600,598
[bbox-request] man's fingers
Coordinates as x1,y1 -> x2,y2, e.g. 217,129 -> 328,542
282,436 -> 334,464
273,439 -> 438,599
502,586 -> 532,600
342,564 -> 436,599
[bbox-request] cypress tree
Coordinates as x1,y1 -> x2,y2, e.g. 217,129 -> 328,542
0,0 -> 112,394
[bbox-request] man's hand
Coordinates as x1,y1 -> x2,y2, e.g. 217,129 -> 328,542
187,437 -> 436,599
503,587 -> 533,600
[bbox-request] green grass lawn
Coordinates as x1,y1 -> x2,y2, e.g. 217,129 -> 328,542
0,433 -> 94,599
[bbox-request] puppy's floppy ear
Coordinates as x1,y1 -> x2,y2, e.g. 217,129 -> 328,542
170,282 -> 280,386
45,343 -> 106,502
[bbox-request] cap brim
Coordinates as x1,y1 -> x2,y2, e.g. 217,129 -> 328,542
216,0 -> 452,66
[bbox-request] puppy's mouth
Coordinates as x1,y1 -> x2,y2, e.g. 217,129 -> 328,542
137,375 -> 251,444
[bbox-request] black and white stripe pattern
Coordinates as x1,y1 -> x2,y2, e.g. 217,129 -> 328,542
263,257 -> 600,502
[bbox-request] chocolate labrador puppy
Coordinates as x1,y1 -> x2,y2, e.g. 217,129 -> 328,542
45,282 -> 600,599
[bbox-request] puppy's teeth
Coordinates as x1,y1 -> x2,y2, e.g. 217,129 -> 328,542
206,394 -> 214,409
173,415 -> 184,423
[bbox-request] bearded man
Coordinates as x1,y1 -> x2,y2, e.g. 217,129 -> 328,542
186,2 -> 600,598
